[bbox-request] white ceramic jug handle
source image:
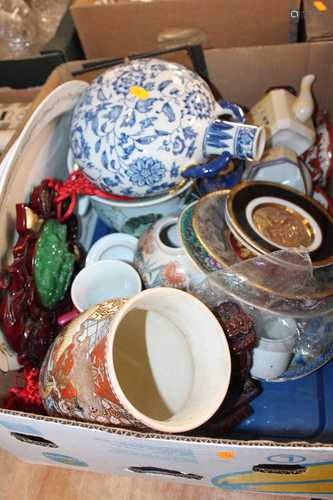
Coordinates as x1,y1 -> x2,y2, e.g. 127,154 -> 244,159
292,74 -> 316,123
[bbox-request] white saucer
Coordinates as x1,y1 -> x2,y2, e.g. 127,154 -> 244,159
86,233 -> 138,266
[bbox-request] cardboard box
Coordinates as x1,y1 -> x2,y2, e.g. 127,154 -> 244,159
303,0 -> 333,42
2,42 -> 333,497
0,11 -> 84,89
71,0 -> 301,60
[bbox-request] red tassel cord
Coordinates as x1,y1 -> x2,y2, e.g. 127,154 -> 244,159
3,366 -> 45,415
47,170 -> 132,223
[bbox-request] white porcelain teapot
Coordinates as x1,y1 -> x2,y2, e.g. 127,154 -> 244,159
70,58 -> 265,198
248,74 -> 316,155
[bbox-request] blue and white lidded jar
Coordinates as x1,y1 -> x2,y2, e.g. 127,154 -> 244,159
70,58 -> 266,198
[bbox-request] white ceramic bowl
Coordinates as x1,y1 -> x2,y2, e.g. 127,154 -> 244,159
68,150 -> 193,237
71,259 -> 142,312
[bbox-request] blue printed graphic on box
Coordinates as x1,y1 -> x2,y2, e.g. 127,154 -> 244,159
0,421 -> 42,436
267,455 -> 306,464
93,437 -> 198,464
43,452 -> 88,467
211,461 -> 333,495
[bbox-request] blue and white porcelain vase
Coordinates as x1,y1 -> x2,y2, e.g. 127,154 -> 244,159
70,58 -> 266,198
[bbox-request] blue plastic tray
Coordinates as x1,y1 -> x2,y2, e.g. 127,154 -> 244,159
234,364 -> 329,440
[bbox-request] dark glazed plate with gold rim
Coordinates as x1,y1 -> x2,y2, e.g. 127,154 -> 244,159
227,181 -> 333,268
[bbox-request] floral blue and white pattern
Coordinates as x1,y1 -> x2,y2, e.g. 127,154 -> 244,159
184,87 -> 213,119
112,70 -> 145,96
70,58 -> 218,197
71,126 -> 91,161
204,121 -> 261,161
125,157 -> 166,188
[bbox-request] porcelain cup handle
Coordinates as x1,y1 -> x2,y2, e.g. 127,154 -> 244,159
217,100 -> 246,124
182,152 -> 232,179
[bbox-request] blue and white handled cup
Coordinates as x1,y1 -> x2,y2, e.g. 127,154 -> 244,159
183,100 -> 266,179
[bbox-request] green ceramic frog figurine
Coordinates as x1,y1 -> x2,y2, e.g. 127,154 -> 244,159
34,219 -> 75,309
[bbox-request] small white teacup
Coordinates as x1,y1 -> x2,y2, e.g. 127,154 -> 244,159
250,315 -> 297,380
71,260 -> 142,312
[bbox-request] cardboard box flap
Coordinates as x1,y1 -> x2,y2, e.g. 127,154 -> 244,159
0,88 -> 39,105
71,0 -> 300,59
205,41 -> 333,110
